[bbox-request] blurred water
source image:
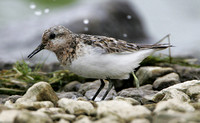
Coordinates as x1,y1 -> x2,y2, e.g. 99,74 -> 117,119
1,0 -> 200,63
131,0 -> 200,57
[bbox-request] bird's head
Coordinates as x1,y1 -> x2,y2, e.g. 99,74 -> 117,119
27,25 -> 73,59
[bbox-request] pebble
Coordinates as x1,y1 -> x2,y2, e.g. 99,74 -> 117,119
154,99 -> 195,113
136,66 -> 174,85
50,113 -> 76,121
57,92 -> 83,99
186,85 -> 200,101
16,82 -> 59,106
118,86 -> 158,104
58,98 -> 95,115
63,81 -> 81,92
97,100 -> 151,122
153,88 -> 190,102
153,73 -> 180,90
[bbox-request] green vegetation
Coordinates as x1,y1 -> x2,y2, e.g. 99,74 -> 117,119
141,56 -> 200,68
27,0 -> 77,8
0,60 -> 84,95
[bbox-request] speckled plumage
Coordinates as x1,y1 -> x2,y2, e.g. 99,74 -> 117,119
28,25 -> 171,79
28,25 -> 171,100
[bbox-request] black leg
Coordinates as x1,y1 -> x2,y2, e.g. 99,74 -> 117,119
101,79 -> 114,100
92,79 -> 105,101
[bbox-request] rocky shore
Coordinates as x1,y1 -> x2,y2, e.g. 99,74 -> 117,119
0,57 -> 200,123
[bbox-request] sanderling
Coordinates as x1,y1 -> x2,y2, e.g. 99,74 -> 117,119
28,25 -> 172,101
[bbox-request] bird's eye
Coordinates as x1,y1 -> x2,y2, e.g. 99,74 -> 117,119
49,33 -> 56,39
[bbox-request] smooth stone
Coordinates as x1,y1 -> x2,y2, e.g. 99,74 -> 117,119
94,114 -> 124,123
37,107 -> 65,115
0,109 -> 53,123
85,89 -> 116,101
63,81 -> 81,92
0,94 -> 9,104
57,119 -> 70,123
152,80 -> 200,102
140,84 -> 154,90
153,88 -> 190,102
57,92 -> 83,99
153,73 -> 180,90
16,82 -> 59,105
74,116 -> 92,123
1,95 -> 21,104
186,85 -> 200,101
131,118 -> 150,123
163,80 -> 200,92
154,99 -> 195,113
58,98 -> 95,115
5,100 -> 54,110
173,64 -> 200,82
0,104 -> 9,112
153,110 -> 200,123
50,113 -> 76,121
0,110 -> 23,123
136,66 -> 174,85
114,96 -> 140,105
97,100 -> 151,122
118,87 -> 158,104
14,111 -> 53,123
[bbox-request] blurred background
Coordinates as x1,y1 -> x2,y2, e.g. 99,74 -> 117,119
1,0 -> 200,64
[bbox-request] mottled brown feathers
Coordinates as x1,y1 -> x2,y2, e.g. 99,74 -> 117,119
78,34 -> 170,53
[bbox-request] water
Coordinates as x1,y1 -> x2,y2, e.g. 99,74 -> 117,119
1,0 -> 200,63
131,0 -> 200,57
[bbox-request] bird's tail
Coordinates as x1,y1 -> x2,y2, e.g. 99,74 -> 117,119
138,34 -> 173,50
137,43 -> 173,50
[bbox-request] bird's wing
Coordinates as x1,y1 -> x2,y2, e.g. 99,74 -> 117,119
79,34 -> 171,54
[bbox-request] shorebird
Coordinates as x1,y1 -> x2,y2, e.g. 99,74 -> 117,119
28,25 -> 172,101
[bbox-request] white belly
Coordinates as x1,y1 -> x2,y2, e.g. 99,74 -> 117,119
67,49 -> 154,79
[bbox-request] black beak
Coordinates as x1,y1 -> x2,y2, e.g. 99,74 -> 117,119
27,44 -> 45,59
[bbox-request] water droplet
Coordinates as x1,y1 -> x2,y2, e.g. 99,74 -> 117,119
127,15 -> 132,20
84,27 -> 89,31
83,19 -> 89,24
34,10 -> 42,16
44,8 -> 49,13
123,33 -> 128,38
30,3 -> 36,9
